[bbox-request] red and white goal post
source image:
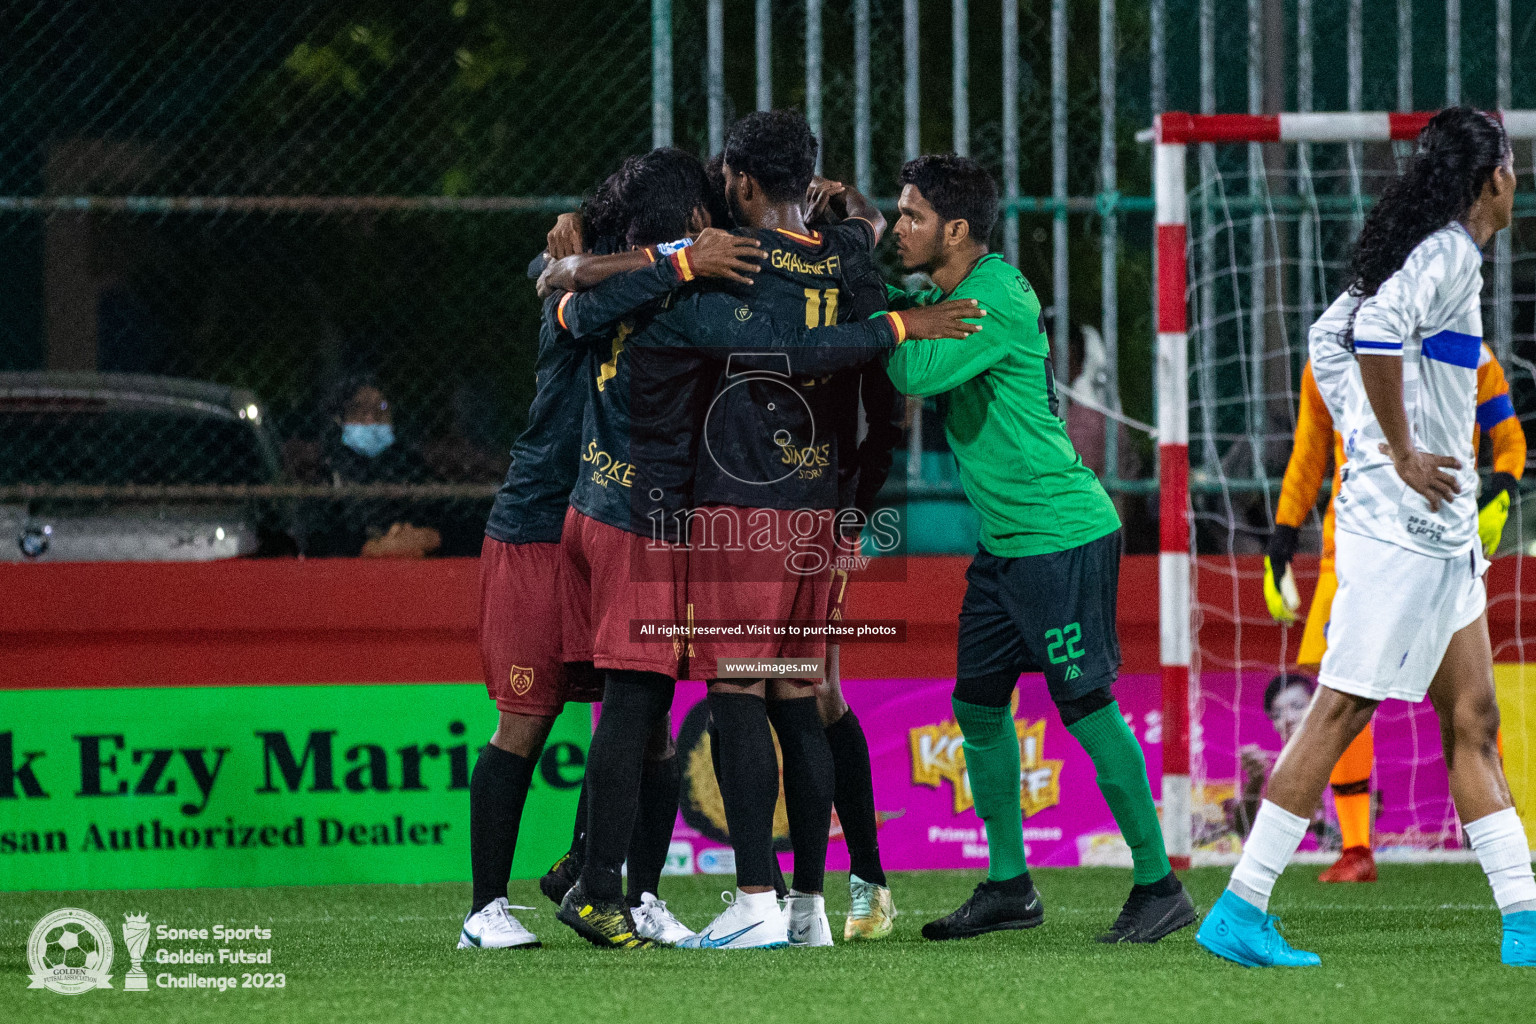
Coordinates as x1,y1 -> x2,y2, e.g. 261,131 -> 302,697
1154,110 -> 1536,869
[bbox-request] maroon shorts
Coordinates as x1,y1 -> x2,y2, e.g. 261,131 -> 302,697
825,534 -> 860,648
686,505 -> 834,670
560,507 -> 687,679
479,536 -> 602,715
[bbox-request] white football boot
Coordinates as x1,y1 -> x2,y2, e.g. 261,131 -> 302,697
631,893 -> 695,946
458,897 -> 540,949
676,890 -> 788,949
784,890 -> 834,947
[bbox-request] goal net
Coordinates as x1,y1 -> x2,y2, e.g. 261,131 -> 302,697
1153,111 -> 1536,866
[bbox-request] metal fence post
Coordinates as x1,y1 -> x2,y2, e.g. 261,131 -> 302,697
1002,0 -> 1019,267
1446,0 -> 1461,107
1051,0 -> 1069,414
756,0 -> 772,112
953,0 -> 969,157
652,0 -> 672,148
855,0 -> 871,196
1298,0 -> 1315,333
1101,0 -> 1119,483
1247,0 -> 1265,477
707,0 -> 724,155
904,0 -> 922,482
1395,0 -> 1412,172
807,0 -> 823,172
1496,0 -> 1512,363
1347,0 -> 1363,228
1198,0 -> 1214,472
904,0 -> 920,164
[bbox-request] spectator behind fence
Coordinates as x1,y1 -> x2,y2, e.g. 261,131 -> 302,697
305,372 -> 443,558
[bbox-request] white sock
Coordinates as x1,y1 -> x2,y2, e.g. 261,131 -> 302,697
1229,800 -> 1310,912
737,889 -> 780,913
1464,807 -> 1536,916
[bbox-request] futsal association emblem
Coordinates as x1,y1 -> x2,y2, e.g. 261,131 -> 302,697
509,665 -> 534,696
26,907 -> 114,995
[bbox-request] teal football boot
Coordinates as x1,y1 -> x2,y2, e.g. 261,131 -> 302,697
1196,890 -> 1320,967
1502,910 -> 1536,965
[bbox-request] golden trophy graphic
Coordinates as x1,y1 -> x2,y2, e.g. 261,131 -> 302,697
122,913 -> 150,992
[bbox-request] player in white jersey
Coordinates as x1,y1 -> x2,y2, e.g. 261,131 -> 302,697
1197,107 -> 1536,968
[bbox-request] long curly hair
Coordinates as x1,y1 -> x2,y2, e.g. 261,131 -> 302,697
580,161 -> 635,255
1346,106 -> 1509,300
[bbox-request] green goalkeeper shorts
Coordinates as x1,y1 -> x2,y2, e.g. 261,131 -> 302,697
955,528 -> 1122,702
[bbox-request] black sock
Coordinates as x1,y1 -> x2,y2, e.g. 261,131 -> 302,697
565,774 -> 589,867
469,743 -> 538,914
708,689 -> 780,890
625,754 -> 681,906
709,714 -> 787,897
987,869 -> 1034,895
825,709 -> 886,886
571,775 -> 589,857
767,696 -> 834,894
577,671 -> 674,902
1135,870 -> 1181,897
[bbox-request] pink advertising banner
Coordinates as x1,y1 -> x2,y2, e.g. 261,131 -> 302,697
661,673 -> 1458,876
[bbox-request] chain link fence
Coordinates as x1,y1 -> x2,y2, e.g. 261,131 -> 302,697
1,0 -> 1533,559
0,0 -> 653,557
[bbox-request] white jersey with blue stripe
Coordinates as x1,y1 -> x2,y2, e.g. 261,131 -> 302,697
1308,224 -> 1484,558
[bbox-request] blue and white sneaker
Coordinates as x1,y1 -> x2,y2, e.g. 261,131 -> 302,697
1502,910 -> 1536,965
1196,890 -> 1319,967
458,897 -> 540,949
676,890 -> 788,949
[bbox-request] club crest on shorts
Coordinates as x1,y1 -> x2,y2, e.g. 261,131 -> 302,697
509,665 -> 534,696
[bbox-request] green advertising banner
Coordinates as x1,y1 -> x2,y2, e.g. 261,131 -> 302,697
0,685 -> 590,891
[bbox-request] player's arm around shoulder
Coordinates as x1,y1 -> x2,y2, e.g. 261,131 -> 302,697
884,263 -> 1013,398
555,230 -> 763,340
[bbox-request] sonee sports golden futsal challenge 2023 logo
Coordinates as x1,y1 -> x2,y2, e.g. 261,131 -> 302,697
25,908 -> 283,996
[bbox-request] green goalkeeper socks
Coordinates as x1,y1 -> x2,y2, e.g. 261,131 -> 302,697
952,697 -> 1028,882
1067,701 -> 1172,885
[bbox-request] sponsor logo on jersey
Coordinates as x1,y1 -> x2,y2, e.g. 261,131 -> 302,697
582,442 -> 634,488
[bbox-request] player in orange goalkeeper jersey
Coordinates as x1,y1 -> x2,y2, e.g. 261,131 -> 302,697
1264,345 -> 1525,882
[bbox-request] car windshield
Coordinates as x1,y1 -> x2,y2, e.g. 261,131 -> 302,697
0,403 -> 274,486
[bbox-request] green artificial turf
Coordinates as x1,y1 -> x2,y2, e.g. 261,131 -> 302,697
3,866 -> 1528,1024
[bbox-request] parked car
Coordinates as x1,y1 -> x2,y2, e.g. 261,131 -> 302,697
0,372 -> 286,562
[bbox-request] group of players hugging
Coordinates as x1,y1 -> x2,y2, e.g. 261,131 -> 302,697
463,104 -> 1536,966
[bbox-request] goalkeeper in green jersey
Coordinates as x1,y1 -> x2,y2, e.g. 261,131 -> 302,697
884,155 -> 1196,944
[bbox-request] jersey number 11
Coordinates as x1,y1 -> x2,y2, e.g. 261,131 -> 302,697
803,287 -> 840,327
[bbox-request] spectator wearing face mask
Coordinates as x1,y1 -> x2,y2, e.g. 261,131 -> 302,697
307,372 -> 442,558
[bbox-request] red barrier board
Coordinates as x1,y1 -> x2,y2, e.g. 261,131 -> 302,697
0,554 -> 1528,690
